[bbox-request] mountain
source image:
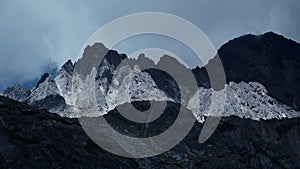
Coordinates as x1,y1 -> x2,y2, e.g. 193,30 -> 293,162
192,32 -> 300,110
1,32 -> 300,168
189,81 -> 299,123
0,96 -> 299,168
0,84 -> 30,102
2,32 -> 300,121
55,59 -> 74,105
70,44 -> 180,117
26,74 -> 60,104
216,32 -> 300,110
24,73 -> 65,112
60,32 -> 300,120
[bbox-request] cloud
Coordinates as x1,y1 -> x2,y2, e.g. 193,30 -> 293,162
0,0 -> 94,90
0,0 -> 299,90
268,0 -> 300,41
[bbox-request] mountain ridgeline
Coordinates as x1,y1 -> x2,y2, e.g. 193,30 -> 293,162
2,31 -> 299,114
193,32 -> 300,111
0,32 -> 300,168
220,32 -> 300,110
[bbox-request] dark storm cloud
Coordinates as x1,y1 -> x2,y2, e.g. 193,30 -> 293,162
0,0 -> 299,90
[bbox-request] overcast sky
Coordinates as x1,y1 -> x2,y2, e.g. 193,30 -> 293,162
0,0 -> 300,91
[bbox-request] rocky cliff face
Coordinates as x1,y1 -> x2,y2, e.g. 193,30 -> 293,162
1,84 -> 30,102
26,74 -> 60,104
6,60 -> 76,112
55,59 -> 74,105
189,81 -> 299,123
69,43 -> 182,117
0,32 -> 300,168
0,96 -> 299,169
192,32 -> 300,111
0,32 -> 300,120
217,32 -> 300,110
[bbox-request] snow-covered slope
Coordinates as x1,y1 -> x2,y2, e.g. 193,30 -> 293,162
188,81 -> 299,123
1,84 -> 31,102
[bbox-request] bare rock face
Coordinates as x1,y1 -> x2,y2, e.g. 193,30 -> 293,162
0,96 -> 133,169
0,32 -> 300,168
0,97 -> 299,169
55,59 -> 74,106
217,32 -> 300,111
3,32 -> 300,115
1,84 -> 30,102
192,32 -> 300,111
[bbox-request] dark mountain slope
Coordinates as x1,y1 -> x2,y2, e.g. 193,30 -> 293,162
0,96 -> 299,169
219,32 -> 300,110
193,32 -> 300,110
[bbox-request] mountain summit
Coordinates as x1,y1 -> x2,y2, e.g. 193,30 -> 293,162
218,31 -> 300,110
0,32 -> 300,168
1,84 -> 30,102
1,32 -> 300,119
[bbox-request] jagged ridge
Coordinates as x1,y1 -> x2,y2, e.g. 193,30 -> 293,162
1,32 -> 300,122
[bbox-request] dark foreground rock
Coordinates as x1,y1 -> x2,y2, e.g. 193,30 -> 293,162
0,97 -> 299,169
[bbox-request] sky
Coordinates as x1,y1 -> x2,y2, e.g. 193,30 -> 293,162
0,0 -> 300,91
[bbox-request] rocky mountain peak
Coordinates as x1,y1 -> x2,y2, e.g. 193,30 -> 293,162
3,32 -> 300,118
60,59 -> 74,75
1,84 -> 30,102
212,31 -> 300,110
35,73 -> 50,89
26,74 -> 60,105
83,43 -> 109,61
